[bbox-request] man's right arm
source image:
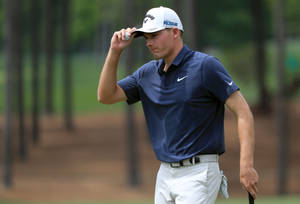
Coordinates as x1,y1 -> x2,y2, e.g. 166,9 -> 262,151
97,28 -> 136,104
97,48 -> 127,104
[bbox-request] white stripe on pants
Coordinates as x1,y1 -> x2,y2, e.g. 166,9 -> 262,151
155,159 -> 222,204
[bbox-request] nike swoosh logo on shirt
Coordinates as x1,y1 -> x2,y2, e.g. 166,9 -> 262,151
227,81 -> 233,86
177,76 -> 188,82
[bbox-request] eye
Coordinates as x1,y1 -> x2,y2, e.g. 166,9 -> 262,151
152,33 -> 158,38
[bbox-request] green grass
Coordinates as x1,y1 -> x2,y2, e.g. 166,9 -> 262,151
217,38 -> 300,104
0,53 -> 129,114
0,38 -> 300,114
216,195 -> 300,204
0,52 -> 146,115
0,196 -> 300,204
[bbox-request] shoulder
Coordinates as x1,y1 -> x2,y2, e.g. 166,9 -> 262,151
200,54 -> 227,74
192,51 -> 210,60
193,52 -> 221,68
142,60 -> 159,70
137,60 -> 158,72
181,51 -> 218,77
178,45 -> 211,69
183,50 -> 211,69
133,60 -> 160,78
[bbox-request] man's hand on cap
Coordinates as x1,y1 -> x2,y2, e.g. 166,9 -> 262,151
110,27 -> 136,52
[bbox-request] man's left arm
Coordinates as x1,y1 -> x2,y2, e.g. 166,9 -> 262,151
225,91 -> 259,199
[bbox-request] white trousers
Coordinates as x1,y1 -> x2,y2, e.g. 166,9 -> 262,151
155,158 -> 222,204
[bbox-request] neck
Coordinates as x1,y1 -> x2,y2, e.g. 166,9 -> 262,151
164,41 -> 184,72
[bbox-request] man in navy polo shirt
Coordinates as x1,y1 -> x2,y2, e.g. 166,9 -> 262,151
98,6 -> 258,204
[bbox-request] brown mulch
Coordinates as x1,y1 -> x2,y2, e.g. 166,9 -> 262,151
0,104 -> 299,202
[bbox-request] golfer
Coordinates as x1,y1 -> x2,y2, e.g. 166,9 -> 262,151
98,6 -> 259,204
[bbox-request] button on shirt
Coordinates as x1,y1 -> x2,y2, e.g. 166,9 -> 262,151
118,45 -> 239,162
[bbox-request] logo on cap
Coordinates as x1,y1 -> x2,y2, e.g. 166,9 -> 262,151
163,20 -> 178,27
143,14 -> 155,23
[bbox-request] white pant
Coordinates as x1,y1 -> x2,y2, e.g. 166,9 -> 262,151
155,158 -> 222,204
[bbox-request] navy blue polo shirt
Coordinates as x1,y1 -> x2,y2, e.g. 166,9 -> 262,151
118,45 -> 239,162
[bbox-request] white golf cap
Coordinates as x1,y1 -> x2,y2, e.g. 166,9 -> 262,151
133,6 -> 183,37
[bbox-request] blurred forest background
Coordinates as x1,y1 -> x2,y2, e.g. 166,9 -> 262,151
0,0 -> 300,203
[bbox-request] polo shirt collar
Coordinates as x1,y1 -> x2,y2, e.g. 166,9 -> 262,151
158,45 -> 190,75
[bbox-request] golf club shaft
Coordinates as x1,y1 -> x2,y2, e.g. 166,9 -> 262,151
248,192 -> 254,204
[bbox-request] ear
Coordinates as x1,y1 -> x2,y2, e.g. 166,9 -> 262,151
172,27 -> 180,39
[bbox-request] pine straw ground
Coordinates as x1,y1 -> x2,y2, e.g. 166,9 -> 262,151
0,104 -> 299,202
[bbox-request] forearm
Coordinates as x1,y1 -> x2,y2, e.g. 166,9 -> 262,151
225,91 -> 255,167
238,112 -> 255,168
226,91 -> 258,197
98,28 -> 136,104
97,48 -> 122,103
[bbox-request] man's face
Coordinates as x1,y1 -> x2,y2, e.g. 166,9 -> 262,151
143,29 -> 174,60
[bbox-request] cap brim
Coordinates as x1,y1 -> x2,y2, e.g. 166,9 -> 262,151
132,27 -> 165,38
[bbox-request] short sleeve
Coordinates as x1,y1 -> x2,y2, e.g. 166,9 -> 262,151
202,56 -> 239,102
118,70 -> 141,105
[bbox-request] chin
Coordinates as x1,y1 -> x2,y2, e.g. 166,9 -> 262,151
153,54 -> 163,60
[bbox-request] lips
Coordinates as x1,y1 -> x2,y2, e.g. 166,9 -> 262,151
150,48 -> 158,53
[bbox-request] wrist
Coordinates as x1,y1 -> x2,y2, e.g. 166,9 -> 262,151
240,146 -> 255,168
109,47 -> 123,55
107,47 -> 124,61
240,159 -> 254,169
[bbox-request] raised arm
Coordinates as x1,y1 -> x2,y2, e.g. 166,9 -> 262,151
97,28 -> 136,104
225,91 -> 259,199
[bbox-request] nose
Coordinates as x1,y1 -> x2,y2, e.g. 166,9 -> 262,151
146,38 -> 152,48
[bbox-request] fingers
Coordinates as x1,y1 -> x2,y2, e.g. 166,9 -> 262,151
245,180 -> 258,198
243,180 -> 258,198
110,27 -> 137,51
242,184 -> 258,199
240,168 -> 259,199
120,28 -> 126,41
247,184 -> 258,199
116,27 -> 136,41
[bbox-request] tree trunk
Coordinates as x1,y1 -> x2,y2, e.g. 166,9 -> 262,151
3,0 -> 23,187
250,0 -> 270,112
30,0 -> 41,145
61,0 -> 73,130
14,0 -> 25,161
124,0 -> 140,187
286,76 -> 300,97
45,0 -> 56,114
183,0 -> 197,50
274,0 -> 289,195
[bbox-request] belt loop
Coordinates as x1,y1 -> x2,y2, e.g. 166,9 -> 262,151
191,156 -> 195,165
179,160 -> 184,166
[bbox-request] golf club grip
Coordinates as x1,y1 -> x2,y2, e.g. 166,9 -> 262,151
248,192 -> 254,204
